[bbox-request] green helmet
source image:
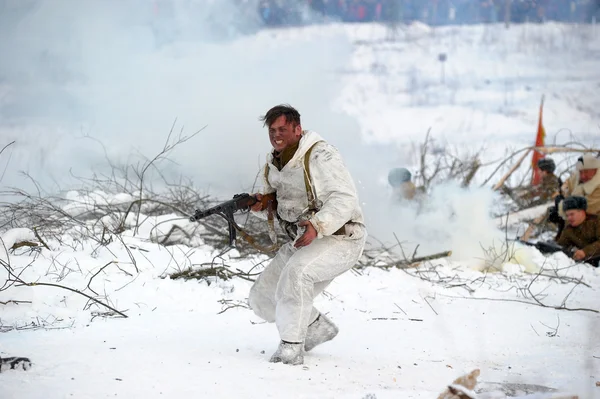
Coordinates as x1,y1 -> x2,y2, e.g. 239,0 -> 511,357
537,158 -> 556,173
388,168 -> 412,187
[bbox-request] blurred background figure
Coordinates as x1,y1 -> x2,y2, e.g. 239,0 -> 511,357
258,0 -> 600,26
387,167 -> 425,202
561,153 -> 600,217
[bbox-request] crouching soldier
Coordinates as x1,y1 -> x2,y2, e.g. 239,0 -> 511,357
248,104 -> 367,365
387,167 -> 425,202
529,158 -> 561,204
522,154 -> 599,241
508,158 -> 560,208
560,153 -> 600,217
556,196 -> 600,267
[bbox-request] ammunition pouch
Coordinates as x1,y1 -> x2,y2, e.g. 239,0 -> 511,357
278,218 -> 348,240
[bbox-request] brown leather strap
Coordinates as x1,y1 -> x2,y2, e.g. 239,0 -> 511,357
263,141 -> 350,237
266,197 -> 277,244
303,142 -> 321,212
235,226 -> 280,254
263,141 -> 323,212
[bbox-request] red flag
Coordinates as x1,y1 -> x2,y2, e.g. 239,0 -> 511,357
531,96 -> 546,185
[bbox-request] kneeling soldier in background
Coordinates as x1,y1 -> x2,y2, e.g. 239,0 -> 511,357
556,196 -> 600,267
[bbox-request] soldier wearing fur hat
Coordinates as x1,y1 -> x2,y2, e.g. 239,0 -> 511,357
560,153 -> 600,217
387,167 -> 425,202
521,155 -> 597,241
556,196 -> 600,267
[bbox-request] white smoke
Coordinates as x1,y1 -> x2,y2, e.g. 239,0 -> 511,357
0,0 -> 528,268
0,0 -> 348,193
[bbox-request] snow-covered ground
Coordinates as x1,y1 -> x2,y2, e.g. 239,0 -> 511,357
1,10 -> 600,399
1,206 -> 598,398
1,212 -> 599,398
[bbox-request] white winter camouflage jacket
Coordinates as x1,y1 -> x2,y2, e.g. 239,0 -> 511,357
257,130 -> 364,238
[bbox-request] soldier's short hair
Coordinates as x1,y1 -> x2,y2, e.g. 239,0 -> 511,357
259,104 -> 301,128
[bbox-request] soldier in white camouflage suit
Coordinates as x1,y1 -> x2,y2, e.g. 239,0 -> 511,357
248,104 -> 367,365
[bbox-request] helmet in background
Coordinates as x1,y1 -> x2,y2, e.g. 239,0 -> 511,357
537,158 -> 556,173
388,168 -> 412,187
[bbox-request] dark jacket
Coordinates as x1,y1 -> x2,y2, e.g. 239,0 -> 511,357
556,214 -> 600,259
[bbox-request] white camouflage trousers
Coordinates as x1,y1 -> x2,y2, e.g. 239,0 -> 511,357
248,223 -> 367,343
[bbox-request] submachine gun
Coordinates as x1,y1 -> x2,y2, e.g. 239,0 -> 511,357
516,239 -> 569,255
189,193 -> 276,247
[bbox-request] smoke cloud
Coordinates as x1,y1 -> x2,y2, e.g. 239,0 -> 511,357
0,0 -> 521,264
0,0 -> 348,191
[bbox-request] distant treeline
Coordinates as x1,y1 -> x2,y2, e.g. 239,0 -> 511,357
257,0 -> 600,27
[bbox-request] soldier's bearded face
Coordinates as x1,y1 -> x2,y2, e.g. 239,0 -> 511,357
565,209 -> 586,227
579,169 -> 597,183
268,116 -> 302,152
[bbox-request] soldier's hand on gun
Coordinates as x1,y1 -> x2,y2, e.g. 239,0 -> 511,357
294,220 -> 317,248
573,249 -> 586,261
250,194 -> 264,212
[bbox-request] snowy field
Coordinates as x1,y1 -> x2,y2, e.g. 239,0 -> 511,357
1,208 -> 598,398
1,206 -> 599,399
1,4 -> 600,399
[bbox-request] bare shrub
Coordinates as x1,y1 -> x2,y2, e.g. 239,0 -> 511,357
410,130 -> 483,192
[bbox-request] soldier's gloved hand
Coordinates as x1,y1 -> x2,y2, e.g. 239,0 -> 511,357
573,250 -> 586,261
294,220 -> 317,248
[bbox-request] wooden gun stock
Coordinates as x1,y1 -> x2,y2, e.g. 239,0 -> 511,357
259,193 -> 277,211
